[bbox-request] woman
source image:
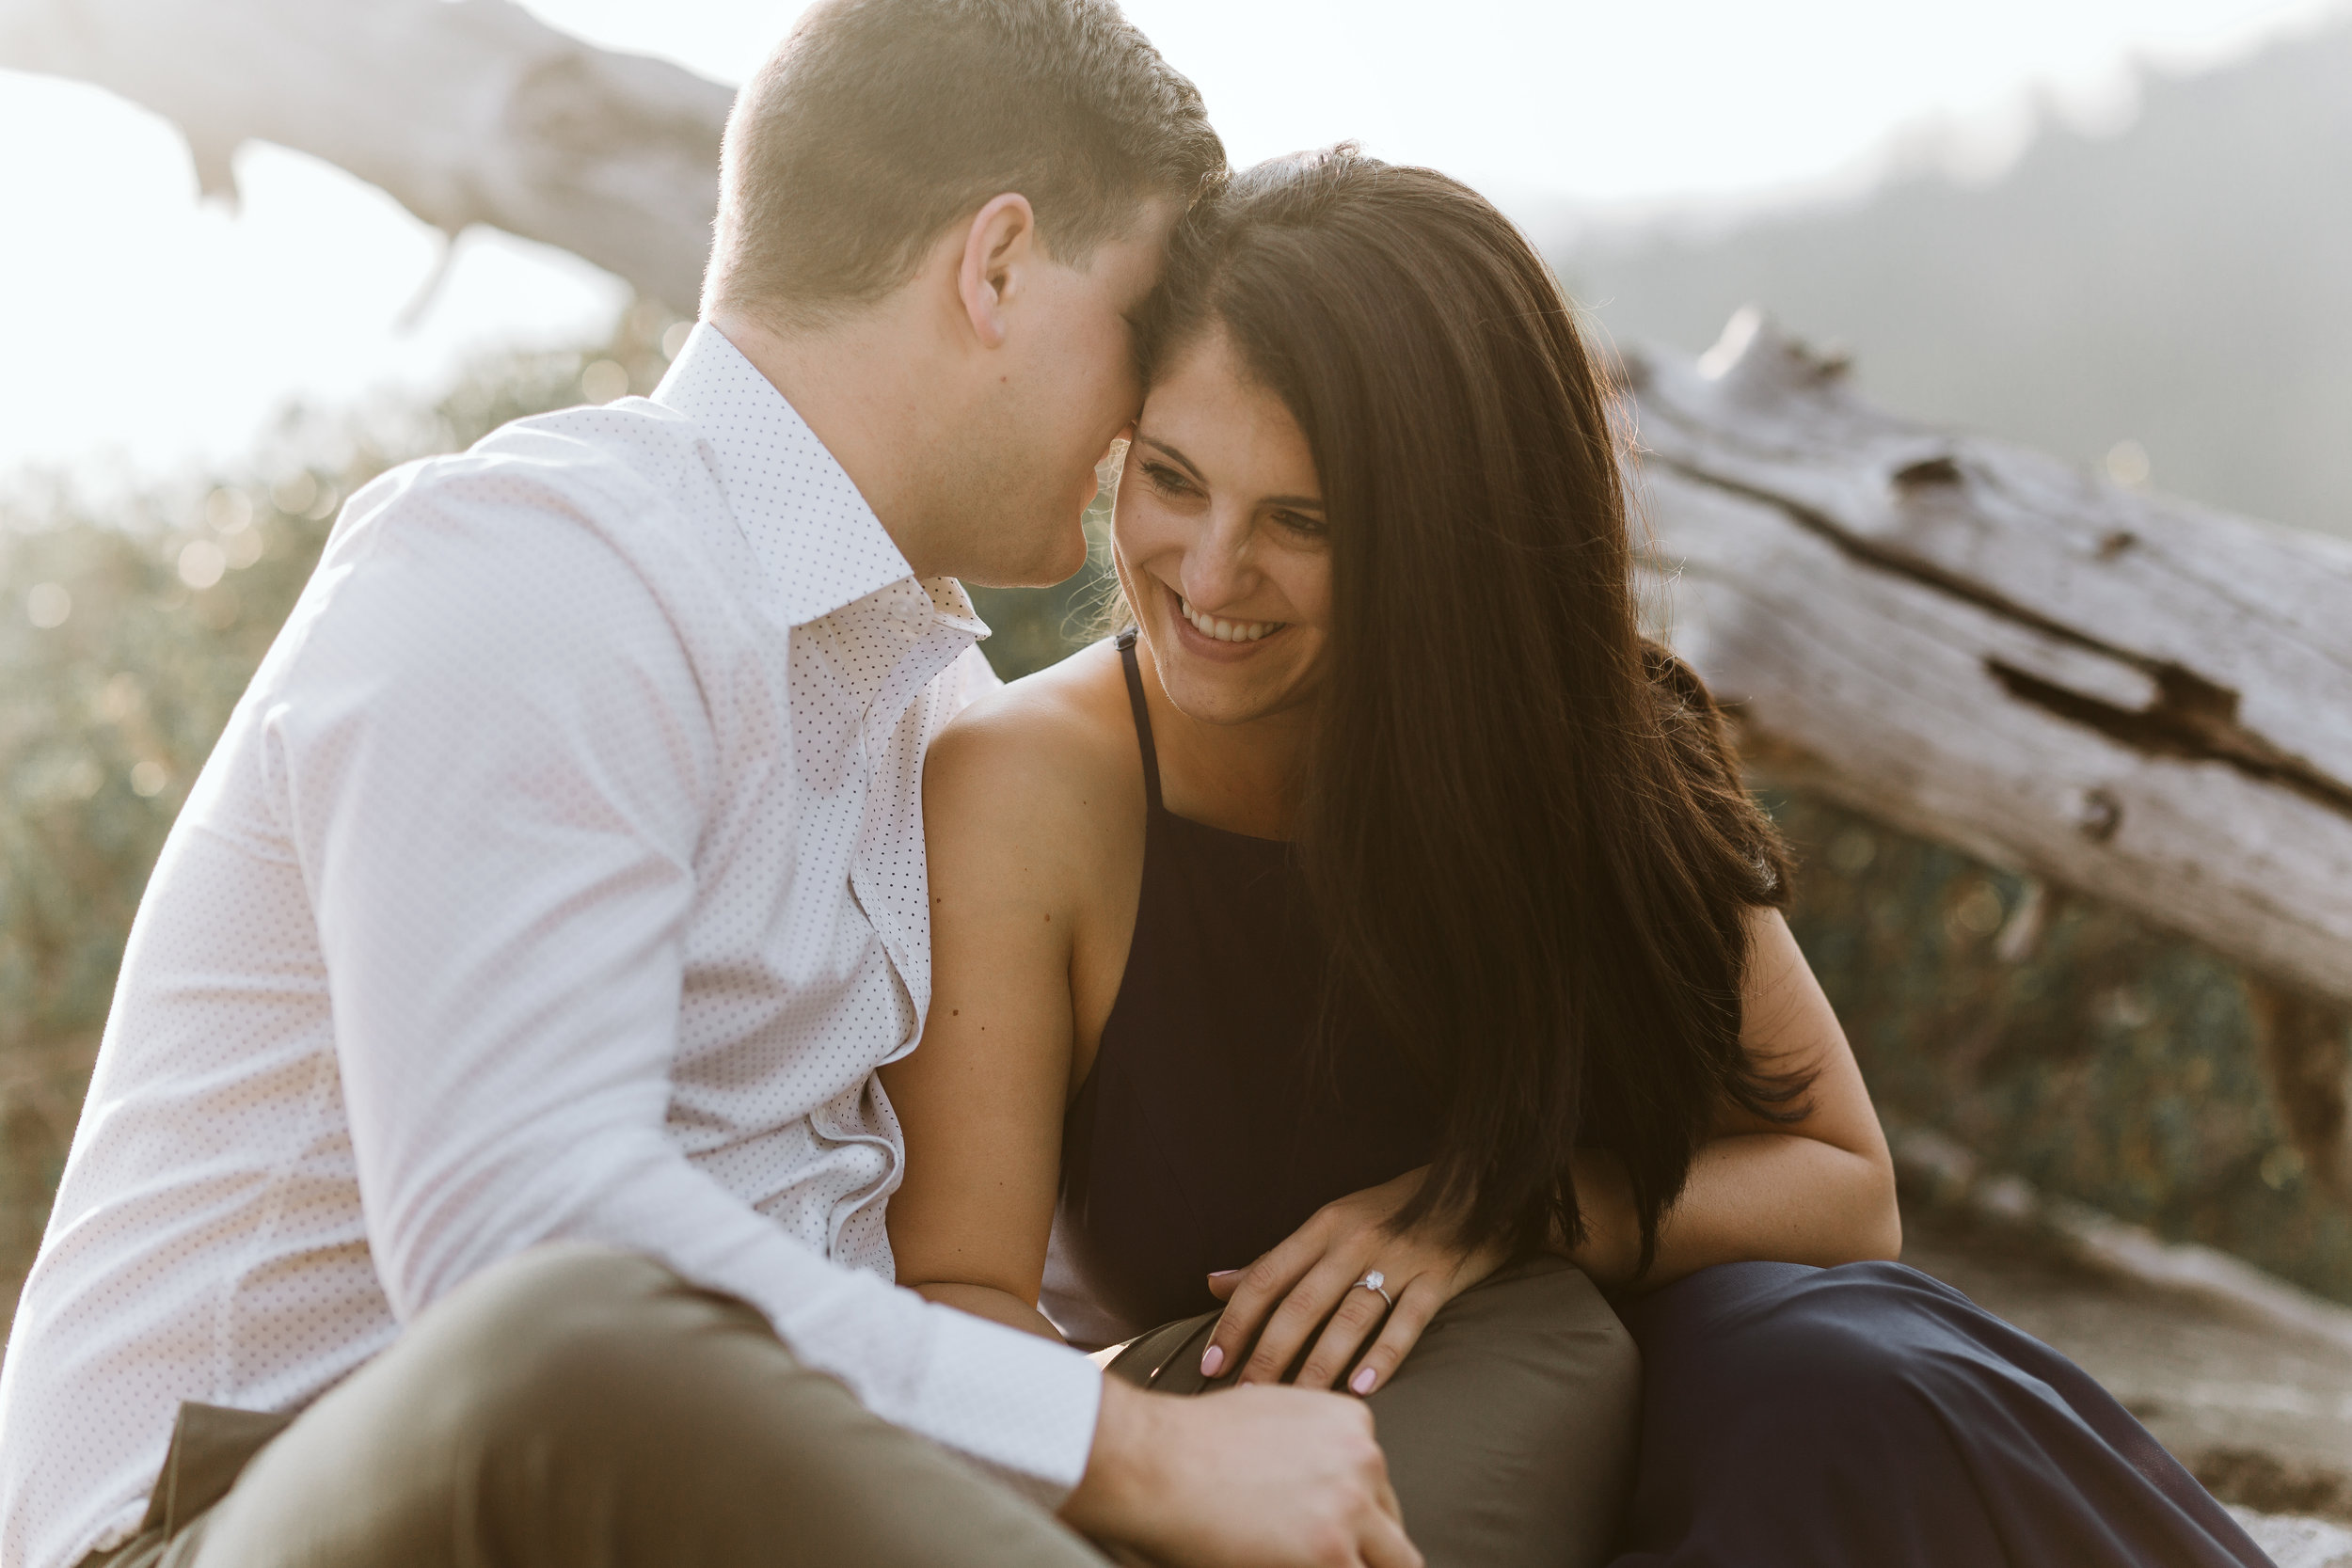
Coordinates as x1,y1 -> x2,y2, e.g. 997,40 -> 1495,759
884,149 -> 2267,1568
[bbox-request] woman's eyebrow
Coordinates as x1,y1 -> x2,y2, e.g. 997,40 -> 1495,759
1136,435 -> 1206,483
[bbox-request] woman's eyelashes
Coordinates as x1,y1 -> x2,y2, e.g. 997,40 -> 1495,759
1137,458 -> 1326,540
1139,460 -> 1200,499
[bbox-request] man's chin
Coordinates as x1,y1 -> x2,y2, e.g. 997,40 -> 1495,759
954,528 -> 1091,590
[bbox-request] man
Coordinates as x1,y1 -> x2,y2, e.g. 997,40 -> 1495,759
0,3 -> 1418,1565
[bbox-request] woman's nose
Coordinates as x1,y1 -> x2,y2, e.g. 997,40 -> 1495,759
1179,514 -> 1254,610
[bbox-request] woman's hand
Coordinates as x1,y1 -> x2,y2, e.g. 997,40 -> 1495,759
1201,1166 -> 1509,1397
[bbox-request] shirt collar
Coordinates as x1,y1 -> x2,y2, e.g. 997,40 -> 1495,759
918,575 -> 992,639
655,323 -> 979,634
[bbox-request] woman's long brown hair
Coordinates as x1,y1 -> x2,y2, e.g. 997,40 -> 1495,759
1135,149 -> 1805,1276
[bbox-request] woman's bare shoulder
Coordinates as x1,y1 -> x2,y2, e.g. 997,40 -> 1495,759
926,638 -> 1144,852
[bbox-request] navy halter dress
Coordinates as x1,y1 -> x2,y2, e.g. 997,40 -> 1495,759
1045,632 -> 2273,1568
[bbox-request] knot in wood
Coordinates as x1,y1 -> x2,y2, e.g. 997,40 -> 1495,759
2075,787 -> 2124,842
1893,454 -> 1964,491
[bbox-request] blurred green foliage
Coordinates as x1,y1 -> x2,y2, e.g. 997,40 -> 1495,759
1,304 -> 2342,1338
1773,792 -> 2352,1305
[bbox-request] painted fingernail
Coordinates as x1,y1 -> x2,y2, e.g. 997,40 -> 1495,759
1200,1344 -> 1226,1377
1351,1367 -> 1377,1395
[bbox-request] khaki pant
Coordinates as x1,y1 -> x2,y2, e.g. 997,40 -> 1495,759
1107,1256 -> 1640,1568
89,1247 -> 1636,1568
88,1244 -> 1107,1568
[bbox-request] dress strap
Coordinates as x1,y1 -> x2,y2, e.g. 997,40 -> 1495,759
1115,628 -> 1167,815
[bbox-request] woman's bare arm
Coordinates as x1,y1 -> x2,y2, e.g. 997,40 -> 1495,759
1560,906 -> 1901,1291
882,666 -> 1134,1342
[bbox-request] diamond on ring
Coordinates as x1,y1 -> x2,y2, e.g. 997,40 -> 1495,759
1355,1269 -> 1391,1307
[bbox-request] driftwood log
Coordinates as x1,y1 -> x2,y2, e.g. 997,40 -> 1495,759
1629,309 -> 2352,1195
0,0 -> 729,311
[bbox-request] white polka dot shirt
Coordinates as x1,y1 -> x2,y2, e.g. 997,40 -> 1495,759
0,325 -> 1104,1568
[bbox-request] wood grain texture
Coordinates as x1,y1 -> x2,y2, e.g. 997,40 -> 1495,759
0,0 -> 730,309
1629,309 -> 2352,1007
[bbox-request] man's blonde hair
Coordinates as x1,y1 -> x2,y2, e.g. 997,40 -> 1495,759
706,0 -> 1224,329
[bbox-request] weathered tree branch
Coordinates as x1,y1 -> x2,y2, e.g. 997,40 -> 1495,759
0,0 -> 730,310
1631,311 -> 2352,1191
1629,309 -> 2352,1006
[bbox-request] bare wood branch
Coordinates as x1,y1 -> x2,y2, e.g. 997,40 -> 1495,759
0,0 -> 730,310
1630,309 -> 2352,1009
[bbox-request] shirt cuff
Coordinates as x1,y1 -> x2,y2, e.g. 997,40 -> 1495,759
910,1304 -> 1104,1506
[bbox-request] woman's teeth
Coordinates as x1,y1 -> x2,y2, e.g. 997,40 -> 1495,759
1178,595 -> 1285,643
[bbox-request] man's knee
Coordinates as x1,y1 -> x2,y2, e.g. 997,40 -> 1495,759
1391,1256 -> 1642,1445
1373,1259 -> 1640,1568
1469,1256 -> 1640,1394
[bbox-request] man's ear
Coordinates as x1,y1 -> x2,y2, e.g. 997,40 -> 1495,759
957,193 -> 1038,351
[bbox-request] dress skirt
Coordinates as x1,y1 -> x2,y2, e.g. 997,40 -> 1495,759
1608,1259 -> 2276,1567
1105,1255 -> 2272,1566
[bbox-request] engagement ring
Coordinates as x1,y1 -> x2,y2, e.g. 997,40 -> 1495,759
1354,1269 -> 1391,1307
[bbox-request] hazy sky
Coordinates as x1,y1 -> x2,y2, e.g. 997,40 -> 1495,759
0,0 -> 2338,486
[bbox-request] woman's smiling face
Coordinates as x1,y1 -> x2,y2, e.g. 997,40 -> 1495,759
1115,327 -> 1331,727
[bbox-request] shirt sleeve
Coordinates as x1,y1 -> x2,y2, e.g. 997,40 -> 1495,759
262,455 -> 1101,1500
